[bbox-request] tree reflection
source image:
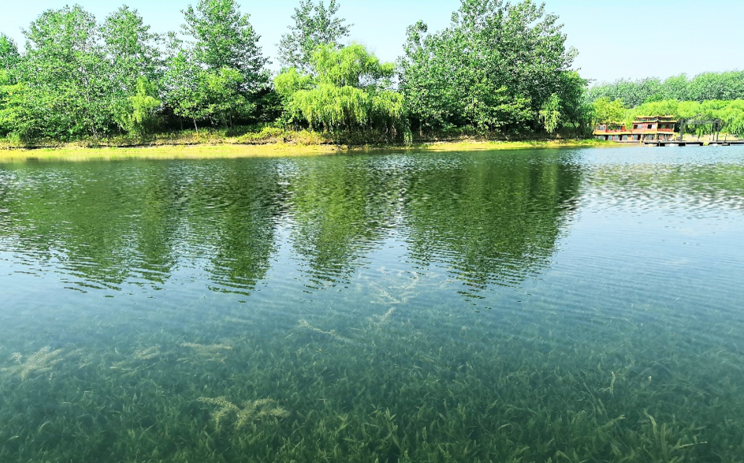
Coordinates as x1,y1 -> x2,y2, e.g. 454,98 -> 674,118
0,152 -> 591,298
402,153 -> 582,295
0,160 -> 282,295
284,157 -> 402,289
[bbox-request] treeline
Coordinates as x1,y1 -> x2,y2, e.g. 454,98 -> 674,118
0,0 -> 590,145
588,72 -> 744,108
594,97 -> 744,136
589,72 -> 744,135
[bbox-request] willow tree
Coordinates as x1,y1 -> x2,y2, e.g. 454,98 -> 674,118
275,44 -> 405,140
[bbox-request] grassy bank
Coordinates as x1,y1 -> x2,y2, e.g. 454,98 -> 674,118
0,127 -> 614,162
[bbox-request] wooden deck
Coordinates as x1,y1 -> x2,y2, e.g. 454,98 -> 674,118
644,140 -> 744,147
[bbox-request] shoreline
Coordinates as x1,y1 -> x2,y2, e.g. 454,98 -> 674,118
0,139 -> 618,162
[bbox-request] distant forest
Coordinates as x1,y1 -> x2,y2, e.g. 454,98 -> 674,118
588,72 -> 744,108
2,0 -> 744,145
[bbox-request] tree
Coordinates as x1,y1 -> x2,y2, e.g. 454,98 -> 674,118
0,34 -> 20,76
163,50 -> 201,131
556,70 -> 592,134
539,94 -> 561,134
592,97 -> 626,124
102,6 -> 163,135
399,0 -> 578,134
182,0 -> 268,89
166,0 -> 269,128
113,77 -> 161,136
278,0 -> 351,72
275,44 -> 404,139
102,7 -> 162,92
588,72 -> 744,107
163,50 -> 252,132
0,34 -> 21,136
14,6 -> 111,140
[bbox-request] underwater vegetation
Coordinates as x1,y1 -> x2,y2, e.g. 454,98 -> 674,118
198,397 -> 290,431
0,273 -> 743,463
3,346 -> 65,380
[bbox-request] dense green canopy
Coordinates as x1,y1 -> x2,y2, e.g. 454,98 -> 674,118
398,0 -> 585,135
588,72 -> 744,107
627,100 -> 744,136
5,0 -> 744,144
591,97 -> 744,137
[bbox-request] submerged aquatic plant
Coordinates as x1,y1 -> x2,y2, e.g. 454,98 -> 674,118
298,319 -> 350,342
3,347 -> 64,380
369,269 -> 420,305
179,342 -> 233,363
133,346 -> 161,361
198,397 -> 290,431
369,307 -> 396,326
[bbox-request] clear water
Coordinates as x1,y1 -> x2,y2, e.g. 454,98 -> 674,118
1,147 -> 743,462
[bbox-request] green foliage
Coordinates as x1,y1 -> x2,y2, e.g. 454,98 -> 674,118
0,33 -> 20,76
102,6 -> 163,95
589,72 -> 744,107
11,6 -> 112,140
0,6 -> 166,141
162,0 -> 268,130
113,77 -> 161,136
275,44 -> 404,139
555,71 -> 593,134
200,67 -> 255,126
0,73 -> 22,137
592,97 -> 626,124
102,6 -> 163,137
278,0 -> 351,72
182,0 -> 268,89
625,99 -> 744,136
539,94 -> 561,134
164,51 -> 253,132
399,0 -> 583,135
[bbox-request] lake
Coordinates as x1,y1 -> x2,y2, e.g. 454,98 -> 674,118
1,147 -> 743,462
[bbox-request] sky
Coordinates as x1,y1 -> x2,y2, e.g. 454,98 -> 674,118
1,0 -> 743,84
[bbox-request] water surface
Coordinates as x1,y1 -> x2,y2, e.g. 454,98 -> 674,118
1,147 -> 743,462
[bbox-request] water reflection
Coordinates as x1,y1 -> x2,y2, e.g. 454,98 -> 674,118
2,149 -> 743,298
401,153 -> 582,294
0,161 -> 285,295
284,157 -> 402,289
585,161 -> 744,214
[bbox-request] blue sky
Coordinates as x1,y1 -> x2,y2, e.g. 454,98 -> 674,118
1,0 -> 743,84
